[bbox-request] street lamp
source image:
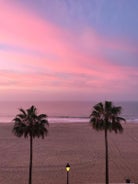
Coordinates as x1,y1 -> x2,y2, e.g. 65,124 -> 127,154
66,163 -> 70,184
125,178 -> 131,183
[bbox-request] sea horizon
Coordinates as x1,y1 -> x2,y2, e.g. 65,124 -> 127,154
0,101 -> 138,123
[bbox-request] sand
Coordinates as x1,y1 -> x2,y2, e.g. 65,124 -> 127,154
0,122 -> 137,184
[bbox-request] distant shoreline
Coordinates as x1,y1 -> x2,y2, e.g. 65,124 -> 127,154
0,120 -> 138,125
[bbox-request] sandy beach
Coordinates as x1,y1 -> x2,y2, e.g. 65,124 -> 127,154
0,122 -> 137,184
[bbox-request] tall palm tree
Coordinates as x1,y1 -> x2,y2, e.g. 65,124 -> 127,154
12,105 -> 49,184
90,101 -> 125,184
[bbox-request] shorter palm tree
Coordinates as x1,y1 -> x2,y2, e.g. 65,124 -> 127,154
12,105 -> 49,184
90,101 -> 125,184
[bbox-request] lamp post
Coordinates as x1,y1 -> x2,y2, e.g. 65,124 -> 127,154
125,178 -> 131,183
66,163 -> 70,184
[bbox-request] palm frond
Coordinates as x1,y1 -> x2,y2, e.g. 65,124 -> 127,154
90,101 -> 125,133
12,105 -> 49,139
112,106 -> 121,115
19,108 -> 27,115
94,102 -> 104,113
105,101 -> 112,112
38,114 -> 47,119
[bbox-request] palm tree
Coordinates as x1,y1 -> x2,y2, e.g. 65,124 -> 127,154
12,105 -> 49,184
90,101 -> 125,184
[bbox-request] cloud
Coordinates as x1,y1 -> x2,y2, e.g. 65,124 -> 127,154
0,1 -> 137,101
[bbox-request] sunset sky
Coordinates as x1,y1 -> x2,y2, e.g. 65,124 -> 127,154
0,0 -> 138,101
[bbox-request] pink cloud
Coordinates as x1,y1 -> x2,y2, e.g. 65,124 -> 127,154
0,1 -> 74,57
0,1 -> 137,100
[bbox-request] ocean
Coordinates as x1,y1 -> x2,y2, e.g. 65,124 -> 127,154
0,101 -> 138,123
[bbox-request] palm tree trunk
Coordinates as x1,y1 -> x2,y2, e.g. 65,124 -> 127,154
29,135 -> 33,184
105,127 -> 109,184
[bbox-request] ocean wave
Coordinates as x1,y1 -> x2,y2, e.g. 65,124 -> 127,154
48,116 -> 89,123
0,116 -> 138,124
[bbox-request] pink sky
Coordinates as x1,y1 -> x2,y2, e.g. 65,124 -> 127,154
0,1 -> 138,101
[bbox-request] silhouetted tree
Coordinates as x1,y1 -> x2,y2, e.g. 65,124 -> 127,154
90,101 -> 125,184
12,105 -> 49,184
